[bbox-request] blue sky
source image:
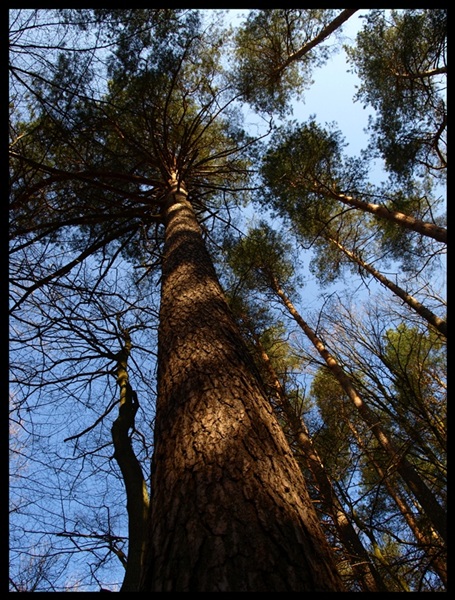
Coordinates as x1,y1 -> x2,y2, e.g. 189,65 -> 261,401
227,9 -> 375,159
10,10 -> 446,591
294,11 -> 373,157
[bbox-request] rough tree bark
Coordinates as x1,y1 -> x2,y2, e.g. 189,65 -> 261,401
139,175 -> 345,592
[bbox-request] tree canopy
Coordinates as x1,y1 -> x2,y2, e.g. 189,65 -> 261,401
9,8 -> 446,592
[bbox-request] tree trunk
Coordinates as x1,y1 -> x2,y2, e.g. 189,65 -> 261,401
274,9 -> 358,77
317,186 -> 447,244
253,335 -> 388,592
327,234 -> 447,337
111,328 -> 149,592
139,177 -> 345,592
269,275 -> 447,545
345,412 -> 447,588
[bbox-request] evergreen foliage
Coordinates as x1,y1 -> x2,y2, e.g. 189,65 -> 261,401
9,9 -> 446,592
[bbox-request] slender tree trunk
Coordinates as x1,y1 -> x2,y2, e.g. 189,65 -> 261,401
269,275 -> 447,544
252,333 -> 388,592
274,9 -> 359,78
344,412 -> 447,588
139,176 -> 345,592
327,235 -> 447,337
111,328 -> 149,592
314,184 -> 447,243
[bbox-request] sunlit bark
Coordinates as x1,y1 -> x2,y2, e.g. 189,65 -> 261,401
140,176 -> 345,592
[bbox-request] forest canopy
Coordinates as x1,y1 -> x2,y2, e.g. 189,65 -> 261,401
9,9 -> 446,592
